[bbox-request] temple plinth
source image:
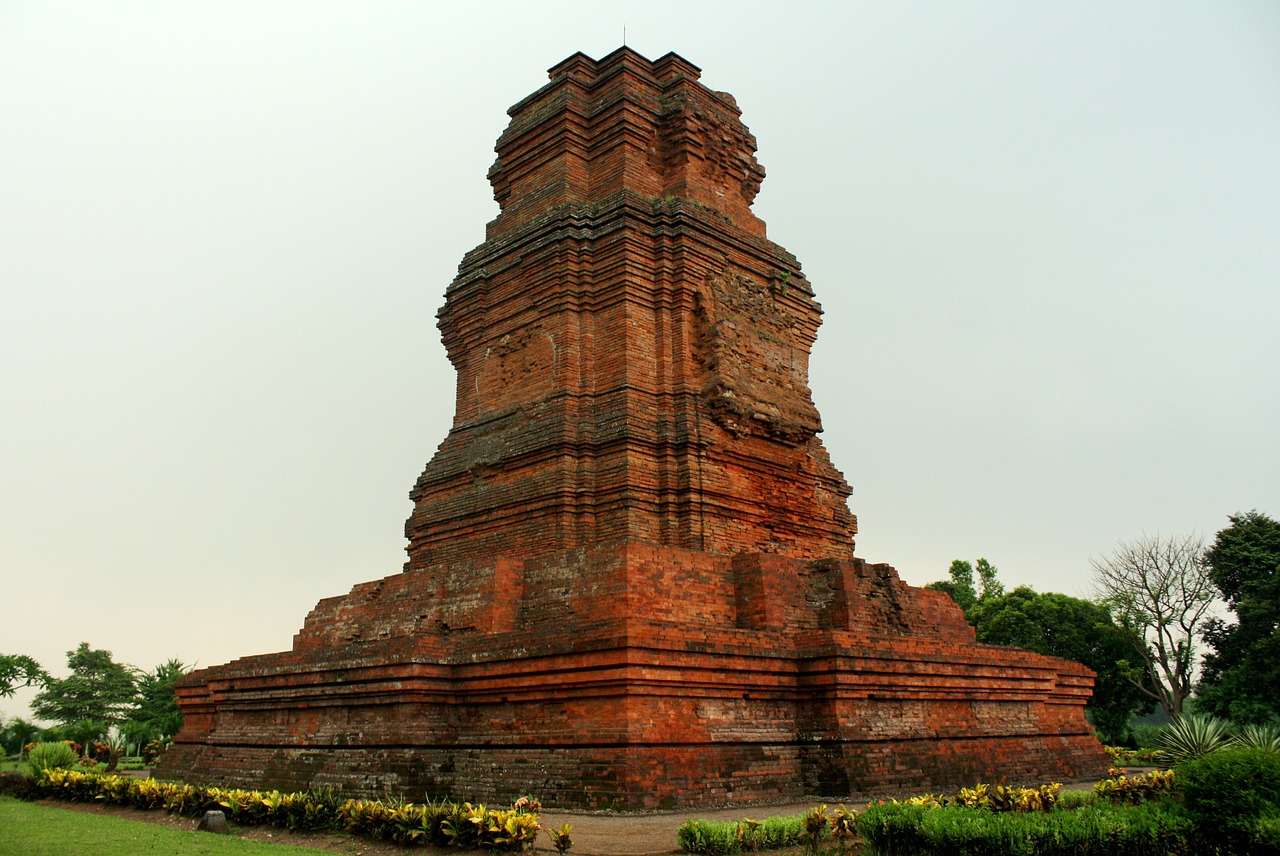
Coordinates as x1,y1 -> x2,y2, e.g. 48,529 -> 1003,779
158,48 -> 1109,809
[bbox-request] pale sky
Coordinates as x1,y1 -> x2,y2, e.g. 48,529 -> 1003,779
3,1 -> 1278,722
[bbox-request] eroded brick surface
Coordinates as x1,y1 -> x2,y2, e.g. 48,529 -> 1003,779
158,47 -> 1109,809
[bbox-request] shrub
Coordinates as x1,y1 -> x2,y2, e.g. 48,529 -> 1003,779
801,804 -> 828,854
1255,813 -> 1280,854
488,808 -> 544,851
827,805 -> 857,854
29,772 -> 544,851
1157,714 -> 1233,763
441,802 -> 487,849
36,768 -> 99,801
1093,769 -> 1177,805
295,786 -> 342,832
678,819 -> 737,855
757,814 -> 804,849
1055,789 -> 1097,809
27,741 -> 78,774
1233,721 -> 1280,753
952,782 -> 1061,812
338,797 -> 398,841
142,740 -> 167,764
856,803 -> 928,854
1178,747 -> 1280,854
546,821 -> 573,854
857,800 -> 1192,856
162,781 -> 203,815
0,770 -> 37,800
384,800 -> 437,846
32,739 -> 82,757
438,802 -> 539,851
676,813 -> 806,855
1105,744 -> 1167,766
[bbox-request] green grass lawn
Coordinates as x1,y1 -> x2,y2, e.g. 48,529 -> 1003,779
0,798 -> 343,856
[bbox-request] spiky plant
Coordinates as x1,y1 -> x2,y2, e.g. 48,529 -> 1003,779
27,741 -> 78,774
1232,721 -> 1280,753
1158,714 -> 1234,763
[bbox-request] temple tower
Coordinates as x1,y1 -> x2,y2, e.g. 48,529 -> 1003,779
159,49 -> 1109,809
406,49 -> 853,570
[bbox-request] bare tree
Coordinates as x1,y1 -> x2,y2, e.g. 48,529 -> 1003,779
1091,533 -> 1218,719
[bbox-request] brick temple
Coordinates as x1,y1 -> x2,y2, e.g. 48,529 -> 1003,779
159,48 -> 1109,809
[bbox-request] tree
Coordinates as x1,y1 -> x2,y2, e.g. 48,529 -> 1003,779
1092,533 -> 1218,719
0,653 -> 47,697
926,557 -> 1004,617
128,658 -> 189,742
1197,511 -> 1280,723
969,587 -> 1151,743
31,643 -> 139,743
0,716 -> 42,755
928,560 -> 977,613
974,558 -> 1004,602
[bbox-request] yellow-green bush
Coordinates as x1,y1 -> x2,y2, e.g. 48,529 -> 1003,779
1093,768 -> 1177,805
33,769 -> 542,850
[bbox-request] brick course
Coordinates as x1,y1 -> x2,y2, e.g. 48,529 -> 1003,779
158,47 -> 1109,809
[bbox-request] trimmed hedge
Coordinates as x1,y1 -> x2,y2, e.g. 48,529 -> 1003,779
677,813 -> 807,855
1178,747 -> 1280,855
858,799 -> 1193,856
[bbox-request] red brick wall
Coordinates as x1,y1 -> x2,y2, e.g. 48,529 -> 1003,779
163,539 -> 1108,808
160,48 -> 1109,809
410,46 -> 854,570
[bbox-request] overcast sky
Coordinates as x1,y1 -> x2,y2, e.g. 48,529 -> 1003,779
3,1 -> 1277,722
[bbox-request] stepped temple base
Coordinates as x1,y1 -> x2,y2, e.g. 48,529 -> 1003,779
157,540 -> 1109,809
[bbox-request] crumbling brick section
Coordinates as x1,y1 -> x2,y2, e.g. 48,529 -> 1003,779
158,47 -> 1109,809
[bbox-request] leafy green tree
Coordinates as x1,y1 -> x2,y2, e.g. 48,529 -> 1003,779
926,558 -> 1003,617
31,643 -> 138,743
927,559 -> 977,613
0,653 -> 47,697
974,558 -> 1004,602
1092,533 -> 1217,719
969,587 -> 1151,742
0,716 -> 41,754
1198,511 -> 1280,723
128,658 -> 189,742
